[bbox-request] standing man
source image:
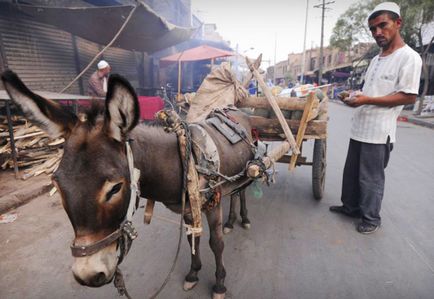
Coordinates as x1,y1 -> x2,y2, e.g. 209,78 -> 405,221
329,2 -> 422,234
88,60 -> 111,97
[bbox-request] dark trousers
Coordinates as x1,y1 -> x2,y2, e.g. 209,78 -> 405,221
341,138 -> 393,226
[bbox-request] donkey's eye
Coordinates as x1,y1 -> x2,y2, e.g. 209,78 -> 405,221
106,182 -> 123,202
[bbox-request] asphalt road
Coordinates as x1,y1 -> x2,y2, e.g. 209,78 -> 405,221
1,102 -> 434,299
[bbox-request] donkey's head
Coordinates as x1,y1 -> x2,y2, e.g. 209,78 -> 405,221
1,70 -> 140,287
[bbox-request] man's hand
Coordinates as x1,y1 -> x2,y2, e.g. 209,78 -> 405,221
344,94 -> 369,107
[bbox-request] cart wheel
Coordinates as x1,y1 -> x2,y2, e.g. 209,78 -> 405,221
312,139 -> 327,200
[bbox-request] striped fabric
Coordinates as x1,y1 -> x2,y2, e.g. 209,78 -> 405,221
351,45 -> 422,144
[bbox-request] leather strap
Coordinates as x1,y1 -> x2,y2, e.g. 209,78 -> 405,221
70,229 -> 122,257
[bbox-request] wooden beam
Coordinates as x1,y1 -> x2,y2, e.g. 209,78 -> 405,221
238,96 -> 319,111
242,54 -> 262,88
249,116 -> 327,137
289,92 -> 316,170
246,57 -> 299,154
247,141 -> 291,178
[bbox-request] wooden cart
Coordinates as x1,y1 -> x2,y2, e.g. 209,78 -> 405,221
238,57 -> 328,200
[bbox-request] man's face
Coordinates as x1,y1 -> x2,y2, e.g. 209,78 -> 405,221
368,13 -> 401,49
102,66 -> 111,76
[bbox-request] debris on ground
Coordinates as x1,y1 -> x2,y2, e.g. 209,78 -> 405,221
0,212 -> 18,224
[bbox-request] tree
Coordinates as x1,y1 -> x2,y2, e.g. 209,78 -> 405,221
329,0 -> 382,51
400,0 -> 434,113
330,0 -> 434,114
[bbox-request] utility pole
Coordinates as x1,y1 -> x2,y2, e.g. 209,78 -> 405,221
300,0 -> 309,84
273,32 -> 277,84
314,0 -> 334,85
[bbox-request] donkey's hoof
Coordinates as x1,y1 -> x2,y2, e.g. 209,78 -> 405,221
223,226 -> 233,234
212,292 -> 225,299
183,280 -> 198,291
241,222 -> 251,230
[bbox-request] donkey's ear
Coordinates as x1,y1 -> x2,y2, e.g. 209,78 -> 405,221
104,74 -> 140,142
1,70 -> 77,138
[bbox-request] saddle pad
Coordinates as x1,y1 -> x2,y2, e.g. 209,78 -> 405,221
189,124 -> 220,174
207,117 -> 242,144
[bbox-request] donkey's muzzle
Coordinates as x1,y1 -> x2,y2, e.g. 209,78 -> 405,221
73,270 -> 112,287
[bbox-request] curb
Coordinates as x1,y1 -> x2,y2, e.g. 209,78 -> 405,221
0,183 -> 52,215
405,117 -> 434,129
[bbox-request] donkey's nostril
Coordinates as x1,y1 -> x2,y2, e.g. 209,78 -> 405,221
91,272 -> 107,287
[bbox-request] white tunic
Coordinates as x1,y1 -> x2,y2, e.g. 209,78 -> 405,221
350,45 -> 422,144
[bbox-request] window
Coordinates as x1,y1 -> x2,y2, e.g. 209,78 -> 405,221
310,58 -> 316,70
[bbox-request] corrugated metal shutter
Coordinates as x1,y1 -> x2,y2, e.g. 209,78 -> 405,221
75,36 -> 100,95
103,47 -> 140,88
0,7 -> 81,94
76,37 -> 142,92
0,4 -> 144,96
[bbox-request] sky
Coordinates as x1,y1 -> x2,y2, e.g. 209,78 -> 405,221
191,0 -> 362,67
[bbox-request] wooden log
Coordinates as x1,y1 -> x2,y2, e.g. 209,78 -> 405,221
242,54 -> 262,89
246,57 -> 299,154
247,141 -> 291,178
249,116 -> 327,138
289,92 -> 316,170
238,96 -> 319,111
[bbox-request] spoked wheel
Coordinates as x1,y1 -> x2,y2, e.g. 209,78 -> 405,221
312,139 -> 327,200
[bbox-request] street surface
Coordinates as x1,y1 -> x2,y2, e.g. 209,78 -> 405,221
1,102 -> 434,299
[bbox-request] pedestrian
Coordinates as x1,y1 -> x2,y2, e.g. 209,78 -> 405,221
87,60 -> 111,97
329,2 -> 422,234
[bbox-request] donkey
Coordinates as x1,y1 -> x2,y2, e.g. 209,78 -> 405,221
1,70 -> 254,299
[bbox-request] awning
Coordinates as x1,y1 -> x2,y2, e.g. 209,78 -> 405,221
324,62 -> 352,73
11,2 -> 195,53
152,39 -> 233,60
160,45 -> 235,64
332,71 -> 351,78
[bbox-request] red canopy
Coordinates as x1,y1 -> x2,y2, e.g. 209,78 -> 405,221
160,45 -> 235,64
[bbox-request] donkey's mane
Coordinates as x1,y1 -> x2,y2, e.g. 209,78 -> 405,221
81,101 -> 105,127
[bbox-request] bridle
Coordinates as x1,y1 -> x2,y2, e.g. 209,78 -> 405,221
70,139 -> 140,264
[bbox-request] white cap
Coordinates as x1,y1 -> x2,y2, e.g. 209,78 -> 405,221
97,60 -> 109,70
369,2 -> 400,20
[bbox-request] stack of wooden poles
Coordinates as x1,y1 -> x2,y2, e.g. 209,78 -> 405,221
0,115 -> 63,180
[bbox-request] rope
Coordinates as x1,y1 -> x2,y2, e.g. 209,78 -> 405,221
114,268 -> 133,299
59,4 -> 138,93
148,119 -> 192,299
184,224 -> 202,255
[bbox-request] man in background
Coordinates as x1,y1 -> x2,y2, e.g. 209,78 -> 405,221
88,60 -> 111,97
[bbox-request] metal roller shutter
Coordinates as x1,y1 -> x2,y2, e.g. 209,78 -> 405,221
0,6 -> 80,94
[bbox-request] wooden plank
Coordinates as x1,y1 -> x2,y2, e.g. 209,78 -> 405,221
238,96 -> 319,111
246,57 -> 299,154
289,92 -> 316,170
249,116 -> 327,137
276,155 -> 307,164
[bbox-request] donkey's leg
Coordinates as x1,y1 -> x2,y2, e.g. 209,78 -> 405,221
206,203 -> 226,299
183,213 -> 202,291
239,189 -> 251,229
223,192 -> 239,234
